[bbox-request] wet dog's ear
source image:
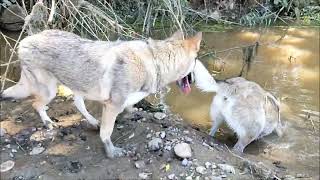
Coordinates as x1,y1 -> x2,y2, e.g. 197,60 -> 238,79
167,30 -> 184,40
184,32 -> 202,53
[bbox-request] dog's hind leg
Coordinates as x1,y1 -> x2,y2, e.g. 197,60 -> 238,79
100,102 -> 125,158
233,135 -> 256,154
74,95 -> 99,128
31,76 -> 57,128
0,70 -> 32,101
209,102 -> 224,137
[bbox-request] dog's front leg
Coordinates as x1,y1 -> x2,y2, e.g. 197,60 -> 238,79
100,102 -> 125,158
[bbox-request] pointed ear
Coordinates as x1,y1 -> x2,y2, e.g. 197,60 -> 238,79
168,30 -> 184,40
184,32 -> 202,52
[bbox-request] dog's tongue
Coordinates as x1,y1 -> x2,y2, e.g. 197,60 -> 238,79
181,76 -> 191,94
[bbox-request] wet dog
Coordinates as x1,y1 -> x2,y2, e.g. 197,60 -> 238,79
193,60 -> 283,153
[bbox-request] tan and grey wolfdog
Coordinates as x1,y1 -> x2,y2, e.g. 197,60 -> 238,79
0,30 -> 202,158
193,60 -> 283,153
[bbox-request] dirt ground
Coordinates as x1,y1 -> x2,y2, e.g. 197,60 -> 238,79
0,97 -> 316,180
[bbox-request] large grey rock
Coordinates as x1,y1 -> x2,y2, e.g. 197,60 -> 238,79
174,143 -> 192,158
0,4 -> 26,31
0,160 -> 15,172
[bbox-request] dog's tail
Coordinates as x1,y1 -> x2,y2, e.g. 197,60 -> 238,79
0,68 -> 32,101
266,92 -> 283,137
193,60 -> 219,92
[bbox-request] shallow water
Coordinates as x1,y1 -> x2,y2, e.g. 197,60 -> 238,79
1,27 -> 319,176
165,27 -> 320,176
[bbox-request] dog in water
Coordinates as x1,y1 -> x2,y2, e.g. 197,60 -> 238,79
193,60 -> 283,153
0,30 -> 202,158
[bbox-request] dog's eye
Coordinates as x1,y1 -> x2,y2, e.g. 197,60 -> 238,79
188,73 -> 195,84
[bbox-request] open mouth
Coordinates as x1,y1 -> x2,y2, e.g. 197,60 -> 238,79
176,72 -> 195,95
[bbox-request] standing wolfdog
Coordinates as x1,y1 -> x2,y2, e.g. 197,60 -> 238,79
193,60 -> 283,153
0,30 -> 202,158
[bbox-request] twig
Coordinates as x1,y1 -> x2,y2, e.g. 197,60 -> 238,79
48,0 -> 56,24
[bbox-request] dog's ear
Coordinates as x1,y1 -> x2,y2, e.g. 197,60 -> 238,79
168,30 -> 184,40
184,32 -> 202,52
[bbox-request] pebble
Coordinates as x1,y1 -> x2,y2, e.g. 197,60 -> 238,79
211,163 -> 217,169
217,164 -> 235,174
181,158 -> 188,166
168,174 -> 175,179
9,152 -> 14,158
30,146 -> 45,155
211,177 -> 222,180
196,166 -> 207,174
0,160 -> 15,172
220,174 -> 227,178
284,175 -> 295,180
184,137 -> 193,143
117,125 -> 124,129
0,128 -> 7,137
153,112 -> 166,120
146,134 -> 152,139
205,162 -> 211,169
139,172 -> 152,179
174,143 -> 192,158
134,160 -> 145,169
185,176 -> 192,180
148,138 -> 163,151
164,145 -> 172,151
160,131 -> 166,139
11,149 -> 17,153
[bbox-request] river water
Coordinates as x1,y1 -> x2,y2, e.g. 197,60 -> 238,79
165,27 -> 320,176
1,27 -> 319,177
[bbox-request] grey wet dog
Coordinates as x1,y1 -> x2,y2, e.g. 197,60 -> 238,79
193,60 -> 283,153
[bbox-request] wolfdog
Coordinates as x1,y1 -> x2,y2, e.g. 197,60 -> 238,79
193,60 -> 283,153
0,30 -> 202,158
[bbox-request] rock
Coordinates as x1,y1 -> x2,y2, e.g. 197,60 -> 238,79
30,130 -> 57,141
185,176 -> 192,180
196,166 -> 207,175
217,164 -> 235,174
181,158 -> 188,166
205,162 -> 212,169
148,138 -> 163,151
0,160 -> 15,172
0,4 -> 25,31
154,112 -> 166,120
0,128 -> 7,137
211,177 -> 222,180
174,143 -> 192,158
139,172 -> 152,179
284,175 -> 295,180
11,149 -> 17,153
220,174 -> 227,178
29,146 -> 45,155
160,131 -> 166,139
184,137 -> 193,143
164,145 -> 172,151
211,163 -> 217,169
134,160 -> 145,169
146,134 -> 152,139
168,174 -> 175,179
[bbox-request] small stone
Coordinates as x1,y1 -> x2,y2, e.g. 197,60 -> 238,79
164,145 -> 172,151
160,131 -> 166,139
181,158 -> 188,166
205,162 -> 211,169
0,128 -> 7,137
184,137 -> 193,143
139,108 -> 143,111
296,173 -> 306,178
211,163 -> 217,169
168,174 -> 175,179
220,174 -> 227,178
146,134 -> 152,139
174,143 -> 192,158
139,172 -> 152,179
218,164 -> 235,174
0,160 -> 15,172
134,160 -> 146,169
154,112 -> 166,120
11,149 -> 17,153
195,176 -> 201,180
211,177 -> 222,180
196,166 -> 207,174
29,146 -> 45,155
5,144 -> 10,149
117,125 -> 124,129
9,152 -> 14,158
185,176 -> 192,180
148,138 -> 163,151
284,175 -> 295,180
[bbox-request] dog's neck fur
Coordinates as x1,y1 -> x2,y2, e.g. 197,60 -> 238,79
148,40 -> 193,91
